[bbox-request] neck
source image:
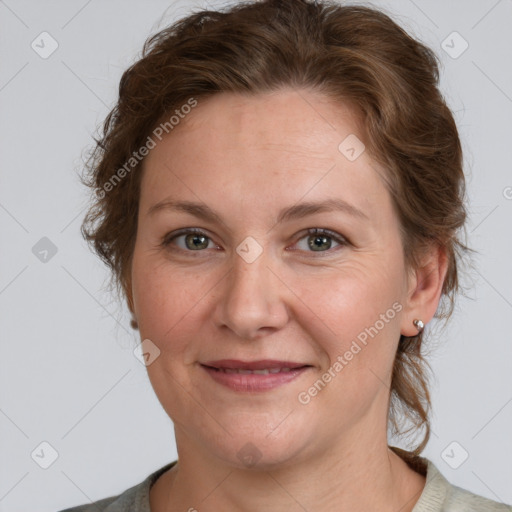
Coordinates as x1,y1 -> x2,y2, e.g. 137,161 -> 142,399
151,430 -> 426,512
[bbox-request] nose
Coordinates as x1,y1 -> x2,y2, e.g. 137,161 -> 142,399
211,249 -> 290,340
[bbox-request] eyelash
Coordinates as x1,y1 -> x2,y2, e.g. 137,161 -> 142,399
160,228 -> 348,256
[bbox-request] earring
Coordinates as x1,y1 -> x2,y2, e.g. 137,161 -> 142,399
413,319 -> 424,333
130,318 -> 139,330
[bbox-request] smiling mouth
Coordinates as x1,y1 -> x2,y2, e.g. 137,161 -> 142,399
199,360 -> 313,392
200,359 -> 312,372
201,365 -> 310,375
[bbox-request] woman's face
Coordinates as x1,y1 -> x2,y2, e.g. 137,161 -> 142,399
130,89 -> 416,468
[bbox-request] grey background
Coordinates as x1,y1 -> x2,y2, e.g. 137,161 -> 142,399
1,0 -> 511,510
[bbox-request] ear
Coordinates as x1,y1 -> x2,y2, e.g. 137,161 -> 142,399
400,243 -> 448,336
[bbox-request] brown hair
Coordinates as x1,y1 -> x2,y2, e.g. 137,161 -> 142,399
81,0 -> 469,457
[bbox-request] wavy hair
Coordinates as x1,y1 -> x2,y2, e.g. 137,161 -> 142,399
81,0 -> 469,457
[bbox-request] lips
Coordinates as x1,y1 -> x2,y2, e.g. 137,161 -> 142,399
213,367 -> 293,375
201,359 -> 310,371
200,360 -> 312,392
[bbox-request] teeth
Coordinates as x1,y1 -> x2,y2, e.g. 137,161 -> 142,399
218,367 -> 297,374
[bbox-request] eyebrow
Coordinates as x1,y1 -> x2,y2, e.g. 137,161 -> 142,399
147,198 -> 369,224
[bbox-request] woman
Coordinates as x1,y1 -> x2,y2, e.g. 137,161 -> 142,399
60,0 -> 511,510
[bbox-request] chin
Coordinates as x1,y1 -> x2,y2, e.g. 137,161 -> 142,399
206,424 -> 312,471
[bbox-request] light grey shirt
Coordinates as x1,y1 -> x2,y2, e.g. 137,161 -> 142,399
58,457 -> 511,511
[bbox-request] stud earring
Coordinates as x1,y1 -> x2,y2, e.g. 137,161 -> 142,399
413,319 -> 424,333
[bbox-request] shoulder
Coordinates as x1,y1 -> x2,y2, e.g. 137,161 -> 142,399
413,457 -> 512,512
444,482 -> 512,512
57,461 -> 177,512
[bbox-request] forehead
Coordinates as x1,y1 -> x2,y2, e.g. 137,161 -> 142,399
157,89 -> 364,156
140,89 -> 391,224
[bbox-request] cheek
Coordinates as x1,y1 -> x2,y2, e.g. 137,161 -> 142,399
291,269 -> 403,419
289,258 -> 404,368
131,257 -> 206,421
131,250 -> 189,349
131,250 -> 227,379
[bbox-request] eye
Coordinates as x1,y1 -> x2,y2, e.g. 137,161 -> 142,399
291,228 -> 347,253
161,228 -> 217,252
161,227 -> 348,255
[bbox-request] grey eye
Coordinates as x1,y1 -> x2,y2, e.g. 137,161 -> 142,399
294,229 -> 345,252
180,233 -> 211,250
